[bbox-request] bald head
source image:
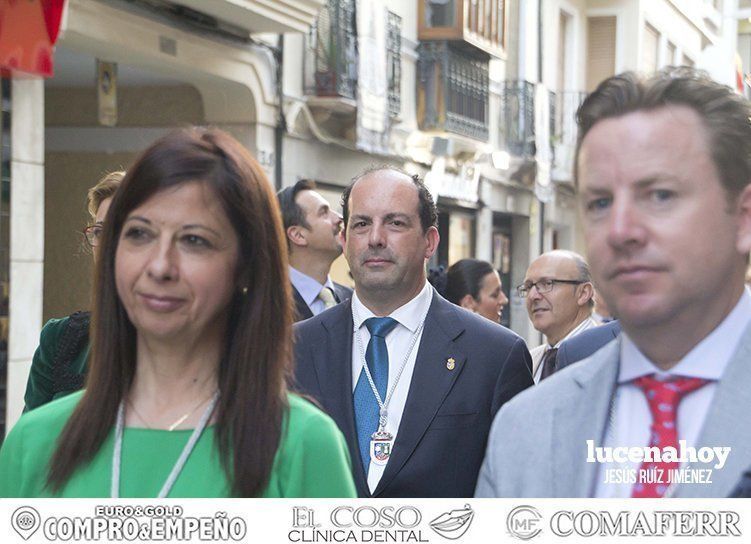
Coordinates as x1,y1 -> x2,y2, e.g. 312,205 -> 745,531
341,166 -> 437,234
523,250 -> 594,345
532,250 -> 592,285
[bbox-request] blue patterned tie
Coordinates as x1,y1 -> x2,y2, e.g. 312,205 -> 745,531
353,317 -> 398,473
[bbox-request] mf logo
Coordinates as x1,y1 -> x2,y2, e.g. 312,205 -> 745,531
506,505 -> 543,540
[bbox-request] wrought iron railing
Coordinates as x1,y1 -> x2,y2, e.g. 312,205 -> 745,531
387,11 -> 402,117
551,90 -> 587,177
417,42 -> 489,141
304,0 -> 357,99
500,80 -> 535,158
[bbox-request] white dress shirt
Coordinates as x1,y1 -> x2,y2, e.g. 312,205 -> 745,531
594,288 -> 751,497
289,266 -> 337,316
531,317 -> 598,383
350,282 -> 433,493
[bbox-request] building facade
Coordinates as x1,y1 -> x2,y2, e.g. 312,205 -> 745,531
0,0 -> 742,433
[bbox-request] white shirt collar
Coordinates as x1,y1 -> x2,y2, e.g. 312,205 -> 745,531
619,288 -> 751,383
547,316 -> 598,349
288,266 -> 336,306
351,282 -> 433,333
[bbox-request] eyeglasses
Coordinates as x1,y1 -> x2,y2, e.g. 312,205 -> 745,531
516,279 -> 585,298
82,225 -> 103,247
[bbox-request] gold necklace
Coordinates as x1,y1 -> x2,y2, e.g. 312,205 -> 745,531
127,391 -> 217,431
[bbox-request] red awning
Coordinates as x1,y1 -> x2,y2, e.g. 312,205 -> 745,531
0,0 -> 66,77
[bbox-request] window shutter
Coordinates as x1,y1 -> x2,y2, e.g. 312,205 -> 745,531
586,16 -> 616,92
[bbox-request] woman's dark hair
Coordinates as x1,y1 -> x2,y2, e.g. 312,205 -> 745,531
431,259 -> 496,304
47,127 -> 294,497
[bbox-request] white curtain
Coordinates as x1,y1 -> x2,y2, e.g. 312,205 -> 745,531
356,0 -> 389,154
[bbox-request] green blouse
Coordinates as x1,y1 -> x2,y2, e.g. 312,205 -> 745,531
0,391 -> 356,498
24,316 -> 90,412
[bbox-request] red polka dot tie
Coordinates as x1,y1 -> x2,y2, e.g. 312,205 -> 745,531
631,375 -> 709,498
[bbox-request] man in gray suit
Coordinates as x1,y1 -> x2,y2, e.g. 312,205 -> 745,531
294,167 -> 533,497
476,67 -> 751,498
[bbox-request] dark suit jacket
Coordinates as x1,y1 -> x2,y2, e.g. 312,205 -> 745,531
556,320 -> 621,370
292,282 -> 353,322
292,290 -> 534,497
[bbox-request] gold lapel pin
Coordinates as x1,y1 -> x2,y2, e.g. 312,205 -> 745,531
446,357 -> 455,370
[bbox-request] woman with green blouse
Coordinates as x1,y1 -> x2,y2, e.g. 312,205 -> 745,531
23,171 -> 122,412
0,128 -> 356,498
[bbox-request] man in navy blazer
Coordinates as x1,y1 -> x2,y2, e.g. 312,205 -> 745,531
556,320 -> 621,370
293,167 -> 533,497
277,179 -> 353,322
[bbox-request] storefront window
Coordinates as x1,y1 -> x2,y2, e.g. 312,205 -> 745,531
448,213 -> 474,265
493,215 -> 513,329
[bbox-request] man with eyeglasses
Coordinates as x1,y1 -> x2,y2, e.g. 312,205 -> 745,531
476,68 -> 751,498
519,250 -> 596,383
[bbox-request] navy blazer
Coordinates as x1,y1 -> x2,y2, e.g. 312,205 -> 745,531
292,282 -> 353,322
292,290 -> 534,497
556,320 -> 621,370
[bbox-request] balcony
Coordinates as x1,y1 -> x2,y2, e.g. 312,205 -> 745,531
550,91 -> 587,180
418,0 -> 507,59
171,0 -> 326,34
500,80 -> 535,158
304,0 -> 357,102
417,42 -> 489,141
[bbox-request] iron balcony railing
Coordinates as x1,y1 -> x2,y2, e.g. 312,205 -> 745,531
417,42 -> 489,141
551,90 -> 587,177
500,80 -> 536,158
304,0 -> 357,100
387,11 -> 402,117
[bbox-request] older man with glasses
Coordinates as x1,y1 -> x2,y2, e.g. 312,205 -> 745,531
518,250 -> 596,383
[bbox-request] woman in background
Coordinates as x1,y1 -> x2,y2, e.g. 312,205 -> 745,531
23,171 -> 124,411
0,127 -> 355,498
431,259 -> 509,324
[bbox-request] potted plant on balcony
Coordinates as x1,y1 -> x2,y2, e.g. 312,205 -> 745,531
314,48 -> 337,96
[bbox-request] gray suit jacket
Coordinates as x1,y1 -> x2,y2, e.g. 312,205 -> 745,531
475,323 -> 751,497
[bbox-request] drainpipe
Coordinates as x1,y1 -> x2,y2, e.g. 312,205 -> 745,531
249,34 -> 286,190
537,0 -> 545,253
274,34 -> 286,191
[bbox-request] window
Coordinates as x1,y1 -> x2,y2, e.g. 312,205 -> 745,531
666,41 -> 677,66
417,43 -> 489,140
304,0 -> 357,99
557,11 -> 571,92
500,80 -> 535,157
425,0 -> 455,27
465,0 -> 506,49
641,23 -> 659,74
586,16 -> 616,92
